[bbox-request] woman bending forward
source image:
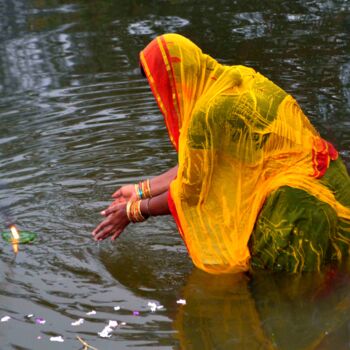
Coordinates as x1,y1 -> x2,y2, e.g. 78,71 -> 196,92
93,34 -> 350,274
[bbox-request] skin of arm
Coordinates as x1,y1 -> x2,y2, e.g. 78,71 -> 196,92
148,165 -> 178,197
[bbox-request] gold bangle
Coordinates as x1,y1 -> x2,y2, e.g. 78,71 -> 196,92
134,180 -> 152,200
134,184 -> 140,199
128,200 -> 146,222
126,200 -> 133,221
141,181 -> 146,199
146,179 -> 152,198
136,200 -> 145,222
130,201 -> 137,222
138,179 -> 152,199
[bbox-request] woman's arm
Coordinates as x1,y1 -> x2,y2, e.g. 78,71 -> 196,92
148,166 -> 178,197
111,165 -> 178,203
140,191 -> 170,216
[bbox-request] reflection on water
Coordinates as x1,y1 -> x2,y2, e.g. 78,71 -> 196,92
0,0 -> 349,349
175,265 -> 350,350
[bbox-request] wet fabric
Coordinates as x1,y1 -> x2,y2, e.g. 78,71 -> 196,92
139,33 -> 350,274
250,159 -> 350,272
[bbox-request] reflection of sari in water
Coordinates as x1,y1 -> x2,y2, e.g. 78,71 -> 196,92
174,267 -> 350,350
140,33 -> 350,274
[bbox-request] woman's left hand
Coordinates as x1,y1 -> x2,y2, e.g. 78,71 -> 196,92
92,202 -> 130,241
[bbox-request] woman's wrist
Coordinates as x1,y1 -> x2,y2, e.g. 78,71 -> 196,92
134,179 -> 152,200
140,198 -> 151,218
126,200 -> 146,222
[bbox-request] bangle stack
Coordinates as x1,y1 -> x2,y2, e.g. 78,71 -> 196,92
134,179 -> 152,199
126,200 -> 146,222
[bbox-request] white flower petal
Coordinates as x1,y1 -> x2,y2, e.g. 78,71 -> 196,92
50,336 -> 64,342
71,318 -> 84,326
148,302 -> 157,312
98,326 -> 113,338
1,316 -> 11,322
108,320 -> 118,328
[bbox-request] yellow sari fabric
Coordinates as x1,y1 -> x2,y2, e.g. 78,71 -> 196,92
140,33 -> 350,274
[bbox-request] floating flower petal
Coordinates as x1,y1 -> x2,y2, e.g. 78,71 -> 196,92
98,320 -> 118,338
148,302 -> 157,312
147,302 -> 164,312
50,336 -> 64,342
108,320 -> 118,328
35,317 -> 46,325
71,318 -> 84,326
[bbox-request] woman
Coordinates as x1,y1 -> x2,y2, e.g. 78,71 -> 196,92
92,33 -> 350,274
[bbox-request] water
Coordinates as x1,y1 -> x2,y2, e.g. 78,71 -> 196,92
0,0 -> 349,349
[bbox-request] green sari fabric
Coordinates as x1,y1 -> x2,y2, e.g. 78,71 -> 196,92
250,158 -> 350,273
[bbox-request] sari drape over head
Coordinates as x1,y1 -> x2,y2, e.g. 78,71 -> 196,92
140,33 -> 350,274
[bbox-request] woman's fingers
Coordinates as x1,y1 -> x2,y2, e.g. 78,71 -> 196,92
92,217 -> 112,236
101,203 -> 117,216
93,202 -> 129,241
111,229 -> 122,241
102,202 -> 124,216
94,224 -> 114,240
115,196 -> 127,204
112,189 -> 121,198
108,197 -> 126,208
100,200 -> 124,217
112,184 -> 135,200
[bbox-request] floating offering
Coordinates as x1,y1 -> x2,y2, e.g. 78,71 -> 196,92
1,225 -> 37,253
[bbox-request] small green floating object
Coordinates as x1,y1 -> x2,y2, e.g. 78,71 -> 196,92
1,230 -> 37,244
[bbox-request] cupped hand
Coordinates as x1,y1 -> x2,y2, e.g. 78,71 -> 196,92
92,202 -> 130,241
111,184 -> 137,203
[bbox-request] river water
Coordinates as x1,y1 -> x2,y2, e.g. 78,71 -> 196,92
0,1 -> 349,349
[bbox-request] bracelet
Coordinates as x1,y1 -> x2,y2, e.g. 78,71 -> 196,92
142,179 -> 152,199
134,183 -> 143,199
126,200 -> 133,221
134,179 -> 152,199
126,200 -> 146,223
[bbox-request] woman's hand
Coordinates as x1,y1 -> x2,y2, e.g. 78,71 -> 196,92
102,184 -> 136,214
111,184 -> 136,203
92,202 -> 130,241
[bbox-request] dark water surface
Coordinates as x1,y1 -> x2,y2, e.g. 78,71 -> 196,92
0,1 -> 350,349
